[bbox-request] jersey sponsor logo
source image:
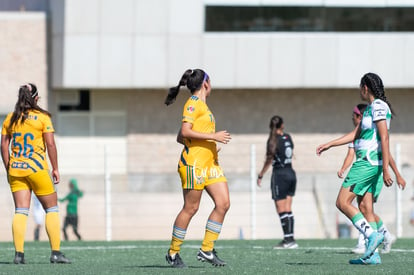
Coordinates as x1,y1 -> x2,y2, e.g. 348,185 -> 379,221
192,160 -> 205,184
192,160 -> 224,182
11,162 -> 30,169
285,147 -> 292,158
373,109 -> 386,118
187,106 -> 195,113
209,166 -> 224,178
195,174 -> 205,185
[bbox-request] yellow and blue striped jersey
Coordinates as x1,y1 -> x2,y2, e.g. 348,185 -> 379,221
179,96 -> 218,167
1,110 -> 54,177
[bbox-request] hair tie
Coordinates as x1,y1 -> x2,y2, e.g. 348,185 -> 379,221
24,83 -> 38,98
23,83 -> 32,92
353,106 -> 362,116
203,72 -> 209,82
31,89 -> 38,98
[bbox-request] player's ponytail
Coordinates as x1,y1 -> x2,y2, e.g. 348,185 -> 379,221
165,69 -> 193,106
165,69 -> 208,106
8,83 -> 50,131
360,72 -> 395,116
266,116 -> 283,161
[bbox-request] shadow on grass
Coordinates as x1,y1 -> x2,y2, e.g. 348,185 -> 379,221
0,261 -> 57,265
124,265 -> 205,269
304,249 -> 354,255
285,262 -> 321,266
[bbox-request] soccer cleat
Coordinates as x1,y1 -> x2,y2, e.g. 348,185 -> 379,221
381,233 -> 396,254
370,252 -> 382,264
284,240 -> 299,249
351,244 -> 366,254
197,249 -> 226,266
50,251 -> 71,264
349,252 -> 381,265
165,251 -> 186,268
363,232 -> 384,258
273,239 -> 299,249
14,252 -> 25,264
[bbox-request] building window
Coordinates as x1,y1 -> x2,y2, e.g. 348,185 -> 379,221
205,6 -> 414,32
56,90 -> 126,137
59,90 -> 90,111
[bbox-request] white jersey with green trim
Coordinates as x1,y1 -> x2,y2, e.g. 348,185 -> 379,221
354,99 -> 391,166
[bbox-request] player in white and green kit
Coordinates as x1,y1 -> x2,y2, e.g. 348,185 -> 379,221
339,104 -> 405,255
317,72 -> 399,265
343,98 -> 391,199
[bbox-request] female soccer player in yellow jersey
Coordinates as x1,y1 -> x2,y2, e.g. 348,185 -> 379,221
1,83 -> 70,264
165,69 -> 231,268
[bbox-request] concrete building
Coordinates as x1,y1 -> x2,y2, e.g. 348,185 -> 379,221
0,0 -> 413,241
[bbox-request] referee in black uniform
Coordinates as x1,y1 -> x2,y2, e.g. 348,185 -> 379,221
257,115 -> 298,249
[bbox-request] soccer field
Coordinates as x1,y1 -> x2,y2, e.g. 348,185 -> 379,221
2,239 -> 413,274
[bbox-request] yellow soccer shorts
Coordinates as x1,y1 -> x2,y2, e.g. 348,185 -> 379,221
8,170 -> 56,196
178,162 -> 227,190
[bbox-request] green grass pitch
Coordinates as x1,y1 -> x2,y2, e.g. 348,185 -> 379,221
1,239 -> 413,274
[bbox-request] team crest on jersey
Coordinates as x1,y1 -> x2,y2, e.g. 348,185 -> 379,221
187,106 -> 195,113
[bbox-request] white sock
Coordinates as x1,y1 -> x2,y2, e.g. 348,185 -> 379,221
357,233 -> 365,247
378,224 -> 389,237
353,217 -> 374,238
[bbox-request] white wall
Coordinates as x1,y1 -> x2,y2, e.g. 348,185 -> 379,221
51,0 -> 414,89
0,12 -> 47,113
56,137 -> 127,175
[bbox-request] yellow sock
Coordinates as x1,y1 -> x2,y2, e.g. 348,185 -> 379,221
169,226 -> 186,255
169,237 -> 184,255
12,211 -> 28,252
45,209 -> 61,251
201,220 -> 222,252
201,230 -> 219,252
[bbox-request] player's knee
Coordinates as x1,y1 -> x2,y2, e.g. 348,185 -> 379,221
216,200 -> 230,214
183,204 -> 199,216
335,198 -> 344,212
224,200 -> 230,212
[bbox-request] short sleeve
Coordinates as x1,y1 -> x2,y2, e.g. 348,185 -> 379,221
182,99 -> 200,124
1,114 -> 12,135
288,134 -> 294,148
372,100 -> 389,122
41,114 -> 55,133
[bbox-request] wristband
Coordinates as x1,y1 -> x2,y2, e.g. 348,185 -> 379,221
258,175 -> 263,179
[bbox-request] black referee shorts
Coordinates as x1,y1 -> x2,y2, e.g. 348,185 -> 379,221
271,168 -> 297,201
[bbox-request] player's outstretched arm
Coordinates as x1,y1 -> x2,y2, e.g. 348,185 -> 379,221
317,125 -> 360,156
